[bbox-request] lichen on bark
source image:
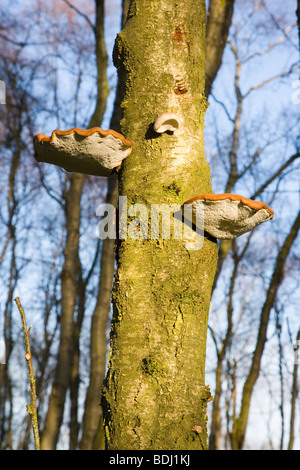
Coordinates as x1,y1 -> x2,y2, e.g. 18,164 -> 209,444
102,0 -> 218,450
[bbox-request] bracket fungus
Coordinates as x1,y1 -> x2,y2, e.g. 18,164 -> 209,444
33,127 -> 133,177
182,193 -> 274,240
153,113 -> 182,133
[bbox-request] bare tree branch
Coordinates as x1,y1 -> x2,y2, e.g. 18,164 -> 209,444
62,0 -> 94,30
251,152 -> 300,200
244,64 -> 299,98
15,297 -> 40,451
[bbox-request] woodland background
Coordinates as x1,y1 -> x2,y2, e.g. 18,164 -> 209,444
0,0 -> 299,450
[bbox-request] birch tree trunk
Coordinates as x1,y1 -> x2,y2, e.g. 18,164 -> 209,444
102,0 -> 218,450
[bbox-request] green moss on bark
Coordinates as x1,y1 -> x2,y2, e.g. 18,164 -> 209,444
102,0 -> 217,450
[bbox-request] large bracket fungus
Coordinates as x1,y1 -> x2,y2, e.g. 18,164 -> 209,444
182,193 -> 274,240
33,127 -> 133,177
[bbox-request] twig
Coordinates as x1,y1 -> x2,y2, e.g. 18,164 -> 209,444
14,297 -> 40,450
62,0 -> 94,30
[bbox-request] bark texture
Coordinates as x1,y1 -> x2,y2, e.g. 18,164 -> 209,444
102,0 -> 218,450
287,329 -> 300,450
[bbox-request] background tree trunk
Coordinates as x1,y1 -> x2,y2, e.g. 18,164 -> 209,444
287,329 -> 300,450
80,174 -> 118,450
205,0 -> 234,97
231,210 -> 300,450
40,0 -> 109,450
40,172 -> 85,450
102,0 -> 218,450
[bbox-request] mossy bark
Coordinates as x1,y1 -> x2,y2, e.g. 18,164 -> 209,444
102,0 -> 218,450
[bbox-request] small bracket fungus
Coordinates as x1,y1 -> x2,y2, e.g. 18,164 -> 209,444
33,127 -> 133,177
182,193 -> 274,240
153,113 -> 182,133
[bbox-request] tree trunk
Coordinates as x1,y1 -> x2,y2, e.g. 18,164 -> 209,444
287,329 -> 300,450
205,0 -> 234,97
209,240 -> 246,449
102,0 -> 218,450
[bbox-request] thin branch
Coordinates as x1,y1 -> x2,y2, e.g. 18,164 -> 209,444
287,328 -> 300,450
263,1 -> 298,49
62,0 -> 94,30
243,23 -> 297,63
14,297 -> 40,451
238,147 -> 262,179
243,64 -> 299,99
36,163 -> 66,208
251,152 -> 300,200
210,94 -> 235,122
0,230 -> 11,265
0,32 -> 51,48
